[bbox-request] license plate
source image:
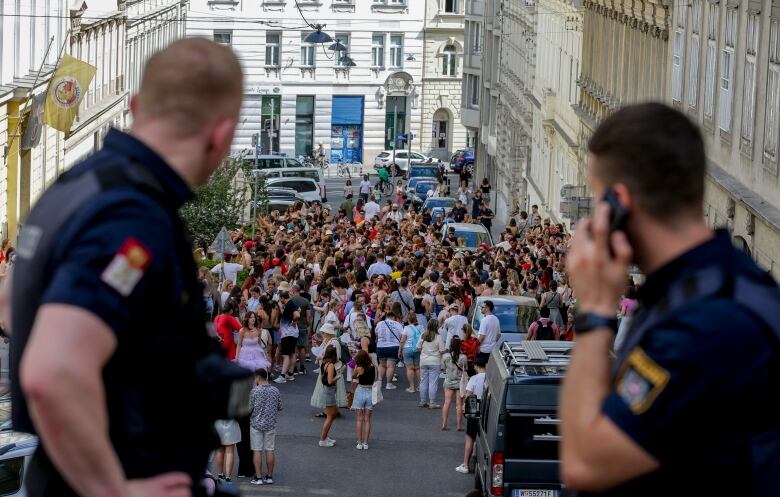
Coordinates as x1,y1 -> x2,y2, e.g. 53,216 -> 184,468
513,490 -> 557,497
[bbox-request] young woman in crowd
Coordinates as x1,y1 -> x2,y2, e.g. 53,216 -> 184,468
417,320 -> 443,409
351,350 -> 376,450
441,336 -> 468,431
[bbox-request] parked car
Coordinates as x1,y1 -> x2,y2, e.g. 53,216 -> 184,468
406,176 -> 439,198
411,180 -> 441,204
469,340 -> 574,497
265,177 -> 322,203
373,150 -> 441,172
233,154 -> 306,170
468,295 -> 540,344
450,148 -> 474,174
439,222 -> 494,252
422,197 -> 457,220
260,167 -> 327,201
408,164 -> 444,181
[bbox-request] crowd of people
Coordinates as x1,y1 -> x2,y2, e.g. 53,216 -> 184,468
191,167 -> 603,486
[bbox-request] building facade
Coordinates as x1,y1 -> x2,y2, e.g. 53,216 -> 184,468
493,0 -> 536,223
1,0 -> 69,242
670,0 -> 780,278
63,0 -> 129,169
461,0 -> 483,152
462,0 -> 537,223
528,0 -> 584,226
126,0 -> 189,124
187,0 -> 425,164
421,0 -> 467,162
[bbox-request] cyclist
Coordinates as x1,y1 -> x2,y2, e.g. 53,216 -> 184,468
377,165 -> 391,193
315,143 -> 326,167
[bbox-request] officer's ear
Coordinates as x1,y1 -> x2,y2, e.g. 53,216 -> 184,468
207,116 -> 238,158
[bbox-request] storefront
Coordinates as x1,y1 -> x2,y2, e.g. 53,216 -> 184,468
295,95 -> 314,157
330,96 -> 364,164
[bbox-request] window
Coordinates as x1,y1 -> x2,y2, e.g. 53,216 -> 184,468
468,74 -> 480,107
213,30 -> 232,46
442,44 -> 457,76
765,20 -> 780,168
472,22 -> 482,54
741,14 -> 760,144
334,33 -> 350,66
265,32 -> 280,66
372,34 -> 385,67
390,34 -> 403,67
374,0 -> 406,4
688,0 -> 702,108
703,3 -> 719,119
300,33 -> 316,67
443,0 -> 458,13
718,8 -> 737,132
672,6 -> 686,102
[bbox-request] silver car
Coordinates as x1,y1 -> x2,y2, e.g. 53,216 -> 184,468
469,295 -> 540,344
265,177 -> 322,203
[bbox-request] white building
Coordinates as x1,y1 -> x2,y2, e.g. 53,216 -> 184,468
126,0 -> 189,124
421,0 -> 467,162
670,0 -> 780,278
0,0 -> 70,241
529,0 -> 583,226
187,0 -> 425,165
63,0 -> 129,169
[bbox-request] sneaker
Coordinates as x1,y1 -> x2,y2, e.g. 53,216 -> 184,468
428,403 -> 442,409
326,437 -> 336,444
392,375 -> 398,382
300,367 -> 307,375
306,356 -> 312,362
455,464 -> 469,474
318,439 -> 335,447
217,474 -> 226,481
398,361 -> 405,368
251,476 -> 264,485
418,402 -> 428,408
356,442 -> 364,450
263,475 -> 274,484
286,374 -> 296,381
385,383 -> 397,390
293,368 -> 303,376
405,386 -> 415,393
362,443 -> 369,450
273,376 -> 286,384
224,477 -> 233,484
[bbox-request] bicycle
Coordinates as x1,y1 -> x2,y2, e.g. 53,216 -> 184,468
316,155 -> 330,169
377,178 -> 393,195
336,161 -> 353,178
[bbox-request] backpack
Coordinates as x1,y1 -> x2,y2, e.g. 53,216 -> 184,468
408,325 -> 423,352
535,319 -> 555,340
353,317 -> 371,339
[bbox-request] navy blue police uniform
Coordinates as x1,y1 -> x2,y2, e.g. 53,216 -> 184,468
10,129 -> 228,497
594,229 -> 780,496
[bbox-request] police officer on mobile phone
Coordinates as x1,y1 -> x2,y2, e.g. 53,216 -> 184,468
10,39 -> 249,497
561,103 -> 780,497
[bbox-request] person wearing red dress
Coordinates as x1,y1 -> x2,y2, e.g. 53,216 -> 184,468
214,301 -> 242,360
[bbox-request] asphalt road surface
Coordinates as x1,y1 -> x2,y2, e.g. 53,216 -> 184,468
233,368 -> 476,497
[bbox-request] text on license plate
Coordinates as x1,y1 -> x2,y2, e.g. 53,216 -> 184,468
513,490 -> 557,497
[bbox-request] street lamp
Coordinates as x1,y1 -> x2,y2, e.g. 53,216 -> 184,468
304,25 -> 333,44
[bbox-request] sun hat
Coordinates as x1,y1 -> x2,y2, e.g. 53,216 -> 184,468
277,281 -> 291,292
320,322 -> 337,336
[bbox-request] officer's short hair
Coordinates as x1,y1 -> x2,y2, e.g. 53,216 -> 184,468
135,38 -> 243,137
255,368 -> 268,380
588,103 -> 706,222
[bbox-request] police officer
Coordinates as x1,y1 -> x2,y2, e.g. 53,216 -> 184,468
11,39 -> 246,497
561,103 -> 780,496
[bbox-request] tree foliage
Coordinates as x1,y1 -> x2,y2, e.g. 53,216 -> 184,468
180,157 -> 266,247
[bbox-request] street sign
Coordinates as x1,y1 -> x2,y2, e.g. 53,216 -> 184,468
209,226 -> 238,256
397,133 -> 408,142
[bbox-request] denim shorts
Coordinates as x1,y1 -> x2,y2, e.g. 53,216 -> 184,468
402,349 -> 421,367
376,346 -> 399,363
351,385 -> 373,410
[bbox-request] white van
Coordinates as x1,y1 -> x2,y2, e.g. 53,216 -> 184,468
260,167 -> 327,201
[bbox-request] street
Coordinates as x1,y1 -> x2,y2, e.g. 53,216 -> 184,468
321,167 -> 507,240
232,369 -> 475,497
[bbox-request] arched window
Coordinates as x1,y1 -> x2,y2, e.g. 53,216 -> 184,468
442,44 -> 457,77
433,108 -> 450,150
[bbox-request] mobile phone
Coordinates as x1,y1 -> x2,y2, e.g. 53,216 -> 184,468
602,188 -> 629,257
602,188 -> 629,235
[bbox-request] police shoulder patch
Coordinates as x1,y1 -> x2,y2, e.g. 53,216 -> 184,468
101,238 -> 152,297
616,347 -> 670,415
